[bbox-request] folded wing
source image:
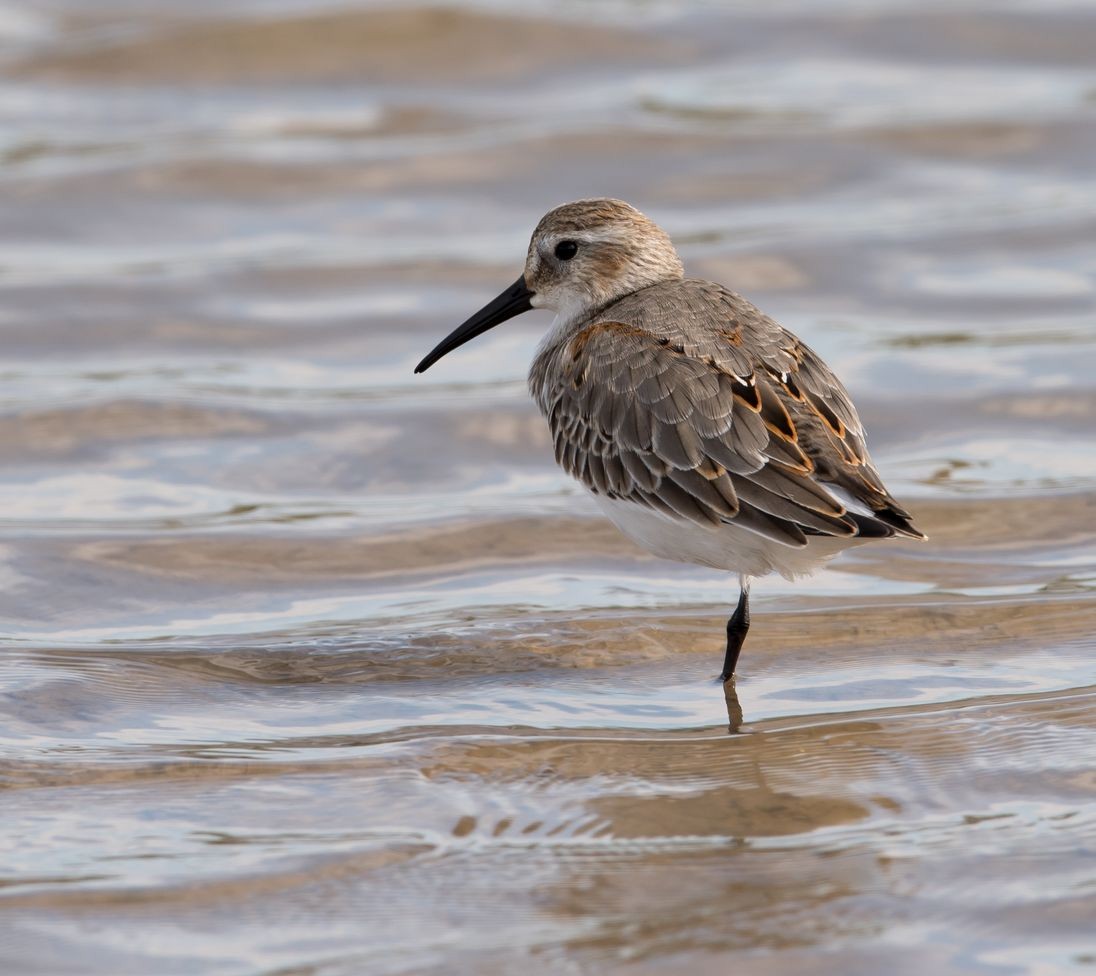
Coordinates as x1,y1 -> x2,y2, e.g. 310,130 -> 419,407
537,310 -> 924,548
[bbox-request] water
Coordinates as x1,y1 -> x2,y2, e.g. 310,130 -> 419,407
2,2 -> 1096,973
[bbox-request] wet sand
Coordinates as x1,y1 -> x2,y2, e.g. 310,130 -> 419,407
1,1 -> 1095,973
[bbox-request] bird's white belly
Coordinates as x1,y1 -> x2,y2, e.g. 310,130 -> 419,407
591,493 -> 860,581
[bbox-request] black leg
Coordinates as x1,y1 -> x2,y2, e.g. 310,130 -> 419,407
720,588 -> 750,682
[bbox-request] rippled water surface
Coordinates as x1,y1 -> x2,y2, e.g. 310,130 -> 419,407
2,2 -> 1096,973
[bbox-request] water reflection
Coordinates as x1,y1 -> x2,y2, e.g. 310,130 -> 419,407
724,675 -> 744,733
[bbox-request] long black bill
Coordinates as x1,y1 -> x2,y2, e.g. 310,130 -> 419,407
414,276 -> 534,374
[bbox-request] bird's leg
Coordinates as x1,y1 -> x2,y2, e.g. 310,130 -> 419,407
720,585 -> 750,682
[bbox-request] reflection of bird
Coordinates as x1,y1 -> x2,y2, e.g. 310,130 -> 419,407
416,199 -> 924,683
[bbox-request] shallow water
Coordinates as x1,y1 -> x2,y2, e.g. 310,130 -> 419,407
2,1 -> 1096,973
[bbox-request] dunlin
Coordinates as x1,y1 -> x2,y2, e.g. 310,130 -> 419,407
415,199 -> 924,683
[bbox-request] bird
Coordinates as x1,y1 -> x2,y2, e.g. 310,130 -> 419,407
415,198 -> 925,684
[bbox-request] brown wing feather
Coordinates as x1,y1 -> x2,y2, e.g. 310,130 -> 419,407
529,279 -> 925,545
532,324 -> 848,546
771,339 -> 926,539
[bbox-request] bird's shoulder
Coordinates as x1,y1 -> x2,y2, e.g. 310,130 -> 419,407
532,278 -> 814,418
593,278 -> 790,364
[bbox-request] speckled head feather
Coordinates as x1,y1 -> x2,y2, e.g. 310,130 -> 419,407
523,199 -> 685,326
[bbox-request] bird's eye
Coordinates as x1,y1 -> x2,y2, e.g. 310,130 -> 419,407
554,240 -> 578,261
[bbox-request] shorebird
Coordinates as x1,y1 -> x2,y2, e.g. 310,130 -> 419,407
415,199 -> 924,683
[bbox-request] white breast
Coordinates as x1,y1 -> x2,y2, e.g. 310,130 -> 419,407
591,492 -> 863,581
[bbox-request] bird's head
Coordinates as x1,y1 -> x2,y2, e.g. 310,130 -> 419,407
414,198 -> 683,374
